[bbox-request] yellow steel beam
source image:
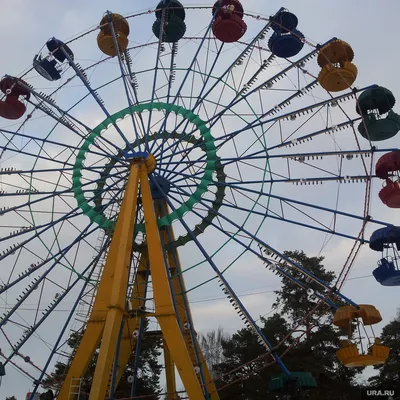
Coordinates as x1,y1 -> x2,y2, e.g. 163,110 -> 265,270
60,158 -> 218,399
140,165 -> 205,399
168,253 -> 219,399
163,339 -> 179,400
88,162 -> 140,400
160,201 -> 219,400
58,162 -> 141,400
112,252 -> 149,388
57,323 -> 103,400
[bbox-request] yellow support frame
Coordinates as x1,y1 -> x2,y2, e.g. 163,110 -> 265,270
157,201 -> 219,400
163,339 -> 179,400
58,159 -> 218,400
140,165 -> 205,399
58,161 -> 140,400
111,252 -> 148,388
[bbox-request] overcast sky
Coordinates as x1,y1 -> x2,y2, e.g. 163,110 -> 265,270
1,1 -> 400,399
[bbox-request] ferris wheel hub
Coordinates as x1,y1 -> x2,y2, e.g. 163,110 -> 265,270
150,175 -> 171,200
144,153 -> 157,174
125,151 -> 157,174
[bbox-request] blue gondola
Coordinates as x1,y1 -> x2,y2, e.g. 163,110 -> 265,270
268,10 -> 304,58
270,10 -> 299,33
373,258 -> 400,286
268,29 -> 304,58
369,226 -> 400,251
369,227 -> 400,286
33,38 -> 74,81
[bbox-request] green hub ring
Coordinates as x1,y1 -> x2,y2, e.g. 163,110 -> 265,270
72,102 -> 218,232
92,130 -> 226,249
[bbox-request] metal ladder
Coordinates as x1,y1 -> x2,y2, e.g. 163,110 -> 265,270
68,377 -> 83,399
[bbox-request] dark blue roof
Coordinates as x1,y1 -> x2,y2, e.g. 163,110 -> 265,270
369,226 -> 400,251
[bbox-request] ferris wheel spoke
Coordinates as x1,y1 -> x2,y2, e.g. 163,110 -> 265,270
266,118 -> 362,152
151,14 -> 280,157
27,240 -> 110,397
188,120 -> 368,180
20,76 -> 129,160
158,158 -> 215,167
218,182 -> 389,229
149,176 -> 293,374
0,127 -> 124,164
0,143 -> 78,168
218,147 -> 388,167
161,66 -> 246,182
213,86 -> 371,149
57,52 -> 137,154
158,136 -> 206,182
19,95 -> 123,160
167,188 -> 340,312
152,25 -> 248,158
170,109 -> 360,175
165,166 -> 373,207
0,170 -> 127,263
155,49 -> 215,167
0,208 -> 81,247
152,7 -> 222,145
103,12 -> 144,150
164,180 -> 358,309
143,3 -> 176,149
0,166 -> 128,218
0,221 -> 99,332
2,235 -> 108,369
0,166 -> 118,182
1,142 -> 122,193
200,58 -> 320,131
203,194 -> 366,242
0,176 -> 125,295
163,47 -> 324,158
47,219 -> 82,272
157,87 -> 363,179
165,42 -> 179,104
0,208 -> 86,273
122,50 -> 148,136
1,172 -> 74,193
168,177 -> 363,245
156,46 -> 229,164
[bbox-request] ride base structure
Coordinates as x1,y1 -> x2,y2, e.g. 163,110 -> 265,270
58,154 -> 217,400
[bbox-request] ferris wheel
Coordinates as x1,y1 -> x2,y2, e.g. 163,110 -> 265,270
0,1 -> 399,399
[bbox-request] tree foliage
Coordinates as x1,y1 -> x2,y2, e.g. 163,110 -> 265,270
213,250 -> 361,399
368,310 -> 400,393
199,327 -> 230,377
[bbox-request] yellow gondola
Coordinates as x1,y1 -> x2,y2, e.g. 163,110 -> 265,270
334,305 -> 389,367
317,39 -> 358,92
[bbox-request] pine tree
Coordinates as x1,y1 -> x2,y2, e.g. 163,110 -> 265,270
213,250 -> 362,399
214,313 -> 291,400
